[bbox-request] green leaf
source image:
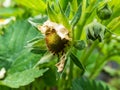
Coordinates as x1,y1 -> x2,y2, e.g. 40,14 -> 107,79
0,20 -> 43,74
70,0 -> 78,12
65,3 -> 71,18
109,55 -> 120,64
73,40 -> 86,50
33,52 -> 54,68
47,3 -> 59,22
43,68 -> 57,86
47,2 -> 70,29
59,0 -> 70,12
0,18 -> 47,88
14,0 -> 46,13
71,4 -> 82,28
70,53 -> 85,74
0,7 -> 24,17
72,77 -> 110,90
58,3 -> 70,29
26,36 -> 47,54
0,68 -> 48,88
0,86 -> 11,90
0,57 -> 11,70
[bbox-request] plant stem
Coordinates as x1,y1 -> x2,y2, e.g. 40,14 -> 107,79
75,0 -> 86,40
75,0 -> 96,40
89,56 -> 108,79
67,59 -> 73,88
81,40 -> 99,65
88,16 -> 120,79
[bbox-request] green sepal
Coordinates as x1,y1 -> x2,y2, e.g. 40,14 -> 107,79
86,19 -> 106,42
71,4 -> 82,28
47,2 -> 59,23
57,2 -> 71,30
26,36 -> 47,54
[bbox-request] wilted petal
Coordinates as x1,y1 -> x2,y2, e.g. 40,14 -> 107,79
39,20 -> 71,40
0,67 -> 6,79
0,17 -> 15,26
55,54 -> 66,72
38,25 -> 48,34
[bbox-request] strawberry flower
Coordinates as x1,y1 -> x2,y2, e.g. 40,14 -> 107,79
28,19 -> 72,72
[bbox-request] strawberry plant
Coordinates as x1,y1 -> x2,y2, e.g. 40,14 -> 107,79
0,0 -> 120,90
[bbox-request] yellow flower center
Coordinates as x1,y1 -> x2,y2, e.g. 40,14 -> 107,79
45,29 -> 68,54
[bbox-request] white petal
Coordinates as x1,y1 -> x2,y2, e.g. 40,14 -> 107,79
0,67 -> 6,79
0,17 -> 15,26
55,54 -> 66,72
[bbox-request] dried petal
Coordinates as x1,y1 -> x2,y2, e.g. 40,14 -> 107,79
0,67 -> 6,79
0,17 -> 15,26
55,54 -> 66,72
39,20 -> 71,54
38,20 -> 71,40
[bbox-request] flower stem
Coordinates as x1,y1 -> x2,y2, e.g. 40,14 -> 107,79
81,40 -> 99,65
75,0 -> 86,40
66,59 -> 74,89
89,56 -> 108,79
75,0 -> 96,40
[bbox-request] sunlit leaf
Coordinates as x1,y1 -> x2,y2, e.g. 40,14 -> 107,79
0,7 -> 24,17
71,4 -> 82,28
47,3 -> 59,22
58,3 -> 70,29
14,0 -> 46,13
70,0 -> 78,12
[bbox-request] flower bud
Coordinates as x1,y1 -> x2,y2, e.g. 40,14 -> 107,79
97,4 -> 112,20
86,19 -> 106,42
